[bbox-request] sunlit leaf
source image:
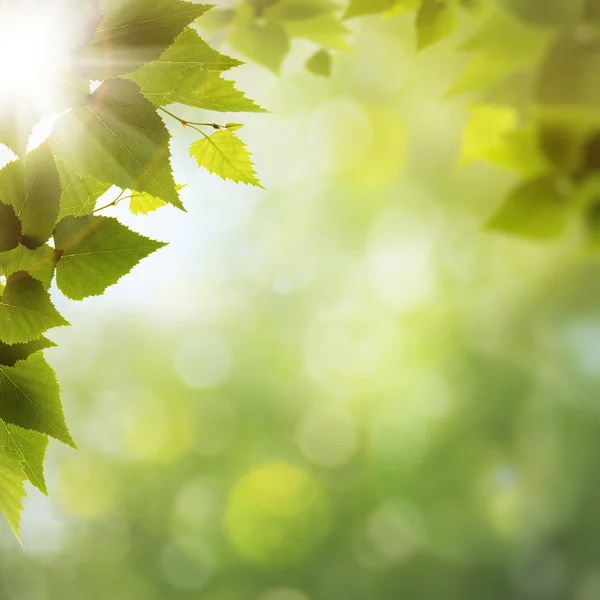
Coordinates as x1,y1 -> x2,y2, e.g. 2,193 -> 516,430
0,272 -> 68,345
52,79 -> 183,210
0,353 -> 75,447
0,448 -> 26,537
57,159 -> 111,218
0,144 -> 61,249
0,245 -> 56,289
54,215 -> 166,300
81,0 -> 212,77
0,423 -> 49,495
190,130 -> 263,187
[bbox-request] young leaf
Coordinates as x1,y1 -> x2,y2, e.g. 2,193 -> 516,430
0,423 -> 49,495
129,192 -> 167,215
0,448 -> 26,537
54,215 -> 166,300
52,79 -> 183,210
0,245 -> 57,289
0,353 -> 75,447
190,130 -> 263,187
0,203 -> 22,253
306,49 -> 333,77
0,337 -> 56,368
80,0 -> 213,78
0,144 -> 61,249
0,272 -> 69,345
56,159 -> 112,218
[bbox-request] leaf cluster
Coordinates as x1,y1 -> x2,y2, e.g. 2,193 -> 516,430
0,0 -> 264,536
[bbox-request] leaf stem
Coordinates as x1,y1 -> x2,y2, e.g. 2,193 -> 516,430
94,189 -> 132,213
156,106 -> 225,130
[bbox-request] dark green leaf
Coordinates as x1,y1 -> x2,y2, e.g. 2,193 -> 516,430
0,337 -> 56,368
0,203 -> 22,253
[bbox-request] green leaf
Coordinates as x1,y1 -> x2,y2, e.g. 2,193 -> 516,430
190,130 -> 263,187
416,0 -> 457,50
0,448 -> 26,537
0,353 -> 75,447
0,423 -> 49,495
57,159 -> 112,219
229,20 -> 291,74
52,79 -> 183,210
129,191 -> 167,215
344,0 -> 398,19
131,66 -> 264,113
127,27 -> 264,112
487,177 -> 571,239
0,104 -> 37,158
306,49 -> 333,77
0,272 -> 68,344
0,337 -> 56,368
134,27 -> 242,74
54,215 -> 166,301
0,245 -> 56,290
81,0 -> 213,78
0,203 -> 22,253
0,144 -> 61,249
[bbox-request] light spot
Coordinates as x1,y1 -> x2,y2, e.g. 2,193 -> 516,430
225,462 -> 330,567
296,406 -> 358,467
175,331 -> 231,389
274,276 -> 293,295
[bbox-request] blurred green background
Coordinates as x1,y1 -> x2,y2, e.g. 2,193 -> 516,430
3,2 -> 600,599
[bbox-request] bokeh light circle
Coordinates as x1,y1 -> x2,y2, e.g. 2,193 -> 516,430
224,462 -> 330,567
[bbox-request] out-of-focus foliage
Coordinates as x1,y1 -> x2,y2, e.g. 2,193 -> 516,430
205,0 -> 600,245
1,0 -> 600,599
0,0 -> 266,535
